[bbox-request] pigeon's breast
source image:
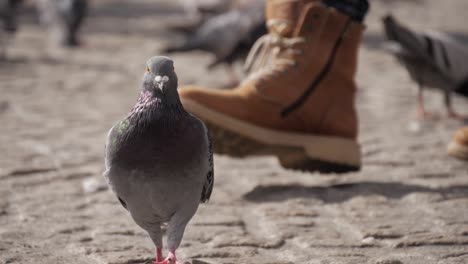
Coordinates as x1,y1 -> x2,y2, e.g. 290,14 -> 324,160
106,118 -> 209,226
114,122 -> 207,172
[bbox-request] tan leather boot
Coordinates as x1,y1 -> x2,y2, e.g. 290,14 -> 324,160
447,127 -> 468,161
179,0 -> 365,172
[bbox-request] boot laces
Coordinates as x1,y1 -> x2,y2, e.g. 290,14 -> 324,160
244,17 -> 354,118
243,21 -> 305,80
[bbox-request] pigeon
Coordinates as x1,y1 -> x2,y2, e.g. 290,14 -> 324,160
0,0 -> 23,58
104,56 -> 214,264
169,0 -> 253,34
383,14 -> 468,119
164,0 -> 266,87
37,0 -> 88,47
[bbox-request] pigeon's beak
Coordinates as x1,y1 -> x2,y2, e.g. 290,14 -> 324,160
154,75 -> 169,93
157,81 -> 165,92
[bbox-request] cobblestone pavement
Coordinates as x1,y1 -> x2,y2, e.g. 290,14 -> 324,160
1,0 -> 468,263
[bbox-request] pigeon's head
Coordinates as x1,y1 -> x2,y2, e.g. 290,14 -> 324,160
382,14 -> 400,41
142,56 -> 179,101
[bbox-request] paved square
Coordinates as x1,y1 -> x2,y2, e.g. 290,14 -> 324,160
1,1 -> 467,263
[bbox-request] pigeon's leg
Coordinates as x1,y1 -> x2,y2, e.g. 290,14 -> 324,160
447,108 -> 468,120
165,208 -> 196,264
149,226 -> 164,264
416,83 -> 436,119
156,247 -> 163,263
444,88 -> 468,120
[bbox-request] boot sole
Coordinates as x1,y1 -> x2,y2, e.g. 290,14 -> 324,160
183,99 -> 361,173
447,141 -> 468,161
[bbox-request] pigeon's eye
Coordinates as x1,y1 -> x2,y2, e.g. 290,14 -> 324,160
146,66 -> 151,73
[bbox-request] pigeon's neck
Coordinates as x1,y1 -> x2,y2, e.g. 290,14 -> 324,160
128,90 -> 186,122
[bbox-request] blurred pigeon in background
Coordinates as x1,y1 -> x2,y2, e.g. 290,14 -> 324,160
164,0 -> 266,87
383,14 -> 468,119
0,0 -> 23,58
169,0 -> 248,34
104,56 -> 214,264
178,0 -> 231,20
37,0 -> 88,47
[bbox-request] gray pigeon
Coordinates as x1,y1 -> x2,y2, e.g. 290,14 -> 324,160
37,0 -> 88,47
164,0 -> 266,87
383,15 -> 468,119
104,56 -> 214,264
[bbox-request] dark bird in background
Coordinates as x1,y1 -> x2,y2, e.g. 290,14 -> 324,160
37,0 -> 88,47
104,56 -> 214,264
0,0 -> 23,58
164,0 -> 266,87
178,0 -> 232,21
171,0 -> 250,34
383,14 -> 468,120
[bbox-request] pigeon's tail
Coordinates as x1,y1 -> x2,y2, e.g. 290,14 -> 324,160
382,14 -> 426,58
455,78 -> 468,98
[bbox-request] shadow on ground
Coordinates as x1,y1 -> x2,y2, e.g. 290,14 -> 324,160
243,181 -> 468,203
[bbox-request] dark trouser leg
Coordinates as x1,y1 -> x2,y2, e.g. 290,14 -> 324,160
322,0 -> 370,22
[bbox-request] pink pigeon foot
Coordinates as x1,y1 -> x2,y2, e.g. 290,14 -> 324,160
447,110 -> 468,120
154,250 -> 180,264
415,108 -> 438,120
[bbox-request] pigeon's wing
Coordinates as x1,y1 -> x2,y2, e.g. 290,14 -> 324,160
118,197 -> 128,210
104,121 -> 130,211
384,15 -> 468,86
423,31 -> 468,83
104,119 -> 130,171
104,123 -> 118,171
200,125 -> 214,203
